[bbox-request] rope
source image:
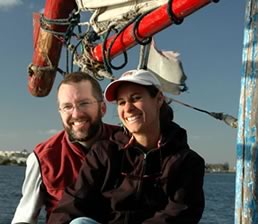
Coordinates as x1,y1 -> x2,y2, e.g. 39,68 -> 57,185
102,25 -> 129,74
70,36 -> 114,81
39,10 -> 80,41
40,11 -> 84,75
102,26 -> 116,74
40,14 -> 72,42
28,53 -> 56,74
101,9 -> 156,74
167,0 -> 184,25
132,11 -> 152,45
106,27 -> 129,70
170,97 -> 238,128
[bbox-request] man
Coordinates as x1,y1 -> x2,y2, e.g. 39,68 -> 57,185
12,72 -> 119,223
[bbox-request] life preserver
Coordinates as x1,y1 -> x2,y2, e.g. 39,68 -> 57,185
28,0 -> 77,97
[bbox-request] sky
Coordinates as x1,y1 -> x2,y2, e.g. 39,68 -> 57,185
0,0 -> 246,168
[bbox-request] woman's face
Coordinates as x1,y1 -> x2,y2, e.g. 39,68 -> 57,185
116,83 -> 163,135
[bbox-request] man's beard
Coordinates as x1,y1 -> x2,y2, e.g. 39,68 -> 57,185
65,111 -> 102,142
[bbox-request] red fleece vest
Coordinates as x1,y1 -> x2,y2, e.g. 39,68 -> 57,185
34,123 -> 119,221
34,131 -> 87,220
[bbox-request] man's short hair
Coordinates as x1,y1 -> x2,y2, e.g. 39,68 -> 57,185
57,72 -> 103,101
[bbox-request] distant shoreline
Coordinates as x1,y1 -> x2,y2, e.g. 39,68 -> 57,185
0,163 -> 26,166
1,151 -> 236,172
0,150 -> 29,166
0,163 -> 236,174
205,170 -> 235,174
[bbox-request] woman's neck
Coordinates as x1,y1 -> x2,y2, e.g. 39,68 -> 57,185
133,127 -> 160,151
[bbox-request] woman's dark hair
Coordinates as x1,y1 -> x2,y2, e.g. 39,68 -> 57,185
144,85 -> 174,130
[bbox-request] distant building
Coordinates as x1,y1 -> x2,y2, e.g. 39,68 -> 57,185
205,162 -> 235,173
0,150 -> 30,166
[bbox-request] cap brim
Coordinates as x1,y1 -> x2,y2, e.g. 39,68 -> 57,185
104,79 -> 154,102
104,80 -> 127,102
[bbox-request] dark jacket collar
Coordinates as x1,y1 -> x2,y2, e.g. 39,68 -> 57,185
111,121 -> 189,154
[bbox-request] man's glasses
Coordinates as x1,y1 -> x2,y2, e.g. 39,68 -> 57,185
59,100 -> 102,114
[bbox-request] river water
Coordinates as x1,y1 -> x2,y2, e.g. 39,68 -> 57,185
0,165 -> 235,224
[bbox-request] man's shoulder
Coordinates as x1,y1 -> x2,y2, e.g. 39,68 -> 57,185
92,127 -> 128,152
33,130 -> 65,154
103,123 -> 121,131
101,123 -> 122,139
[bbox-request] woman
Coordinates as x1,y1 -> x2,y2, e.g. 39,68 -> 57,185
48,69 -> 205,224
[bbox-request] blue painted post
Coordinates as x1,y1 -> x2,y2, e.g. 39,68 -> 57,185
235,0 -> 258,223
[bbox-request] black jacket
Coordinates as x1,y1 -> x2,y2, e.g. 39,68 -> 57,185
48,122 -> 205,224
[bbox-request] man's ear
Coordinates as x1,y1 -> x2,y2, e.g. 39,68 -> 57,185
101,101 -> 107,117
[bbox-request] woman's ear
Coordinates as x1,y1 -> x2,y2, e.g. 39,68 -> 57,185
157,91 -> 164,108
101,101 -> 107,117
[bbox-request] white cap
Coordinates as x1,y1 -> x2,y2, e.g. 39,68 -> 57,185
104,69 -> 162,102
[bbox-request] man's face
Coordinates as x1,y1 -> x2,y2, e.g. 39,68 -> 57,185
58,80 -> 106,142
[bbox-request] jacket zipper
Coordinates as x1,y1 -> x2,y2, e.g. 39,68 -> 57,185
135,152 -> 147,200
125,148 -> 156,224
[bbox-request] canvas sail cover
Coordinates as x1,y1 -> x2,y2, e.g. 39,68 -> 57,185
147,40 -> 187,95
75,0 -> 167,33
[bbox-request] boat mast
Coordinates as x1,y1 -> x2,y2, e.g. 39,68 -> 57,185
235,0 -> 258,223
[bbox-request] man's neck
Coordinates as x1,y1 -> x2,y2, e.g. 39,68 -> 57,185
79,124 -> 103,148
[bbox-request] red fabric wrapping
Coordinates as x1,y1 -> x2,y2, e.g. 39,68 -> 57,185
28,0 -> 77,97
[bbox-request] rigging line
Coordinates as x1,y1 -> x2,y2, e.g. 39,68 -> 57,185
167,0 -> 184,25
132,11 -> 153,45
70,25 -> 84,72
171,98 -> 213,115
169,97 -> 238,128
103,11 -> 152,73
40,9 -> 79,25
106,27 -> 128,71
102,25 -> 115,74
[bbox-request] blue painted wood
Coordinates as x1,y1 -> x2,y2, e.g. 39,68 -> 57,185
235,0 -> 258,223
